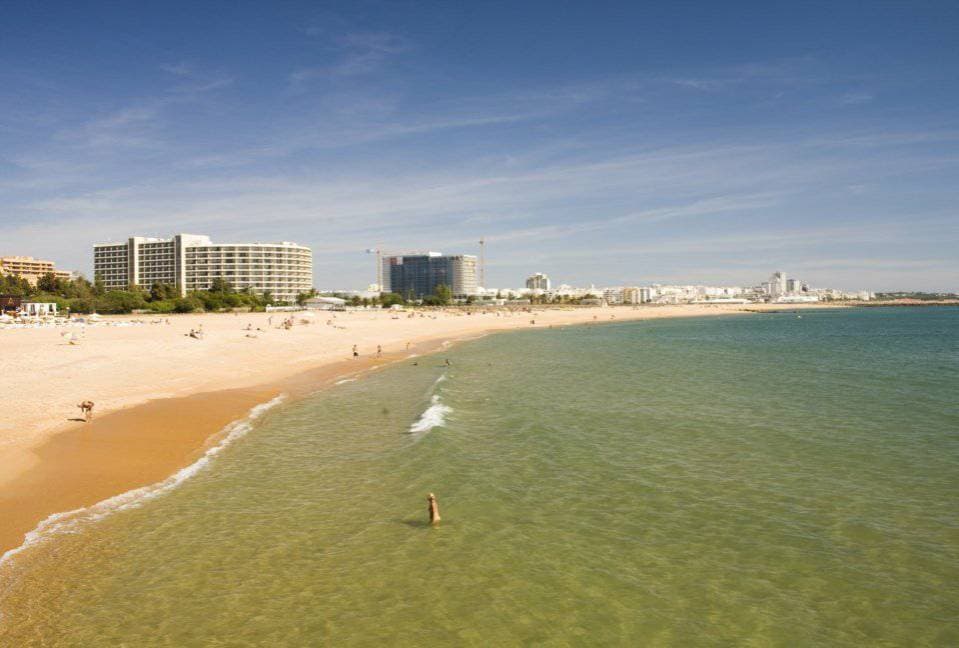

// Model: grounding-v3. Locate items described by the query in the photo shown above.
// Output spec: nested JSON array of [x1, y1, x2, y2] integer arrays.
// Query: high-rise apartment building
[[621, 286, 651, 304], [93, 234, 313, 303], [381, 252, 478, 299], [768, 271, 788, 298], [0, 256, 73, 285], [525, 273, 551, 291], [786, 278, 806, 293]]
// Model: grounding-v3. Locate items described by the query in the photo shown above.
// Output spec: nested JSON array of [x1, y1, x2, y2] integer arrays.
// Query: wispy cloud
[[160, 62, 192, 76], [839, 91, 874, 105], [290, 31, 412, 88]]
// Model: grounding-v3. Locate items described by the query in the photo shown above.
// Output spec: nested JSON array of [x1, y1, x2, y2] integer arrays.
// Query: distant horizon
[[2, 2, 957, 291], [0, 241, 954, 295]]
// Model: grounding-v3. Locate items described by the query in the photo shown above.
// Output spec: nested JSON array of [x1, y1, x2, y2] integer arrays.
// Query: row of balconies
[[186, 256, 313, 263], [186, 251, 310, 256]]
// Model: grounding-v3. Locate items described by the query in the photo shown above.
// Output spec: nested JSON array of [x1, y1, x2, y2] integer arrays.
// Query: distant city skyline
[[1, 2, 957, 291]]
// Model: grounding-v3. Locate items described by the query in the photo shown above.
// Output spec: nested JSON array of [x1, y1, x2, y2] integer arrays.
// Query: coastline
[[0, 303, 844, 558]]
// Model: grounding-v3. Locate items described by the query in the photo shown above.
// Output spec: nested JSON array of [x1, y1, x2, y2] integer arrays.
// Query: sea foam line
[[334, 378, 357, 385], [0, 394, 286, 570], [409, 394, 452, 438]]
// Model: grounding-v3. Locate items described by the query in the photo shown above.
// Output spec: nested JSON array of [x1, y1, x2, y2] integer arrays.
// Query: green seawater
[[2, 307, 958, 646]]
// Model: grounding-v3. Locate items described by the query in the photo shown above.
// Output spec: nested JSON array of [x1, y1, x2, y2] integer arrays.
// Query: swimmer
[[427, 493, 441, 524]]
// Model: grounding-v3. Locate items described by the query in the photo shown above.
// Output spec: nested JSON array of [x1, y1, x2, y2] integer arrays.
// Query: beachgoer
[[427, 493, 441, 524], [445, 358, 451, 367], [377, 345, 382, 357], [78, 400, 94, 421], [352, 344, 359, 359]]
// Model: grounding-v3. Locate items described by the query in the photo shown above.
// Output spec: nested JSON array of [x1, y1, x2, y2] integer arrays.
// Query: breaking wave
[[409, 394, 452, 438]]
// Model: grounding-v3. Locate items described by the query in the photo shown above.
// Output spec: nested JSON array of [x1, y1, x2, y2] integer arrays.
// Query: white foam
[[334, 378, 357, 385], [0, 394, 286, 571], [409, 394, 452, 438]]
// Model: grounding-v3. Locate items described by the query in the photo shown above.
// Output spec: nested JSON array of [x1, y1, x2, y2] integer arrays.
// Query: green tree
[[95, 290, 148, 314], [296, 288, 318, 306], [209, 277, 233, 294], [380, 292, 405, 308], [174, 296, 203, 313], [150, 282, 178, 301], [36, 272, 60, 293], [0, 273, 31, 297], [433, 283, 452, 305]]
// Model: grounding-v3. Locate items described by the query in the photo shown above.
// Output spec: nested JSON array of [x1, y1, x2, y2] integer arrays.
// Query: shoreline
[[0, 303, 846, 557], [0, 336, 455, 560]]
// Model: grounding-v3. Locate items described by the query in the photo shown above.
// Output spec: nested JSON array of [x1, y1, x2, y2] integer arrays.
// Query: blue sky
[[1, 1, 957, 291]]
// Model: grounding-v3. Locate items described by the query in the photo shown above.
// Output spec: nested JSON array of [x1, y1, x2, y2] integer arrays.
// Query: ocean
[[1, 307, 957, 646]]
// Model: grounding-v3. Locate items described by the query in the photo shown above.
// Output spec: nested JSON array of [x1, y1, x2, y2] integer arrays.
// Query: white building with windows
[[525, 273, 551, 291], [93, 234, 313, 303]]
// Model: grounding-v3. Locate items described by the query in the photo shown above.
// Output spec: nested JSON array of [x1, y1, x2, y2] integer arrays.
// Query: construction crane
[[478, 236, 486, 289]]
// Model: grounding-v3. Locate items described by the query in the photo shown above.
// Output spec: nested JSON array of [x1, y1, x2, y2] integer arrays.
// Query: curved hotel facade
[[94, 234, 312, 303]]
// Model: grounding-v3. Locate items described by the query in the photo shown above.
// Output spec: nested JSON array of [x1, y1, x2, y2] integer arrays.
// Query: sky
[[1, 1, 957, 292]]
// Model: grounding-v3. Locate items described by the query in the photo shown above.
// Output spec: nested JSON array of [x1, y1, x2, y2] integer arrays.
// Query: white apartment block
[[93, 234, 313, 303], [603, 287, 625, 304], [621, 286, 652, 304], [450, 255, 479, 297]]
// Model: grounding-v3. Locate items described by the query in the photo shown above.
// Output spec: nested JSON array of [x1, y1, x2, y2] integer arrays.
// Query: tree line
[[0, 273, 275, 314]]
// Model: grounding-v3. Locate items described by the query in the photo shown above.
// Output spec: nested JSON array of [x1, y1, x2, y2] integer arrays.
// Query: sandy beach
[[0, 303, 842, 556]]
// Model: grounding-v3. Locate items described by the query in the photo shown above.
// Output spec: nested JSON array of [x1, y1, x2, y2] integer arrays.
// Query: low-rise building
[[0, 256, 73, 285], [304, 296, 346, 310]]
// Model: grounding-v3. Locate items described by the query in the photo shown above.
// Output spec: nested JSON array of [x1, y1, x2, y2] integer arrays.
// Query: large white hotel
[[93, 234, 313, 303]]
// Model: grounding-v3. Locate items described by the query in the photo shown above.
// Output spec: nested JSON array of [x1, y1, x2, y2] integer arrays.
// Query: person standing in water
[[427, 493, 441, 525]]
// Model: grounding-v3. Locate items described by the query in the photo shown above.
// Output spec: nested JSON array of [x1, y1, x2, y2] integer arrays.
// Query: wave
[[409, 394, 452, 438], [0, 394, 286, 571], [334, 378, 357, 385]]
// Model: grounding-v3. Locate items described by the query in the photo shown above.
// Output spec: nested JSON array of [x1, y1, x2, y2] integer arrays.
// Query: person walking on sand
[[427, 493, 441, 525], [352, 344, 359, 359], [377, 344, 382, 357], [77, 400, 94, 421]]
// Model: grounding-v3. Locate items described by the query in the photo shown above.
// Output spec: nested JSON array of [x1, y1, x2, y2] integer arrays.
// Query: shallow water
[[2, 308, 958, 646]]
